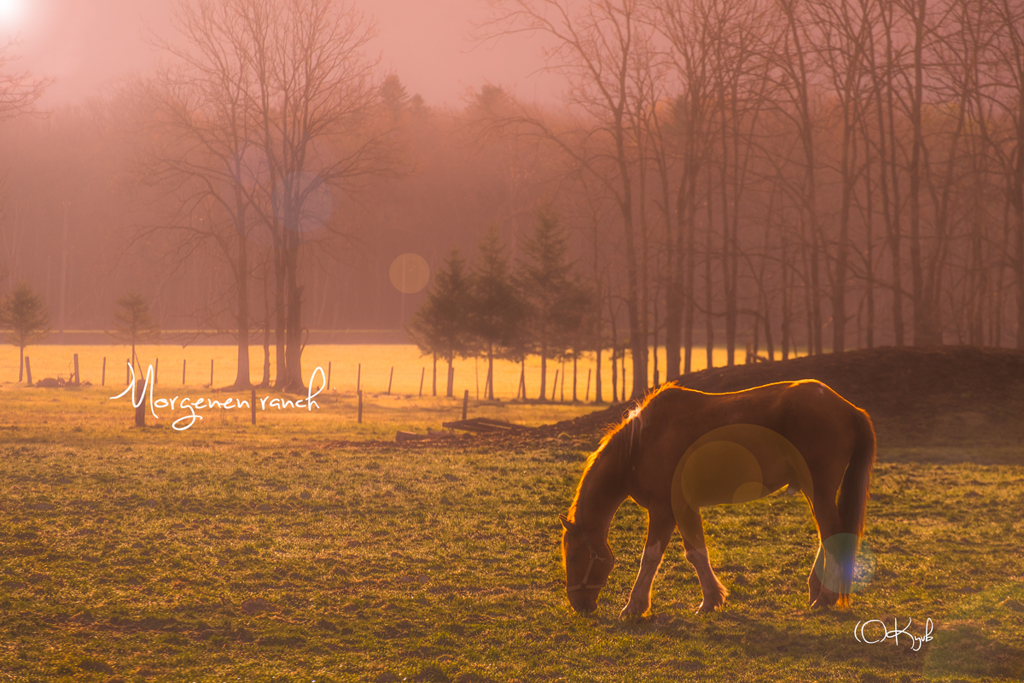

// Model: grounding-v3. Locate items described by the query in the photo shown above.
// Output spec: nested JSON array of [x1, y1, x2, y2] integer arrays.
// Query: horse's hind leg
[[807, 493, 843, 609], [678, 505, 728, 614], [620, 507, 675, 618], [808, 545, 825, 605]]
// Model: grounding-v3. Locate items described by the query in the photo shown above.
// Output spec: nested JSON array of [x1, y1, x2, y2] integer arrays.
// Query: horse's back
[[630, 381, 867, 509], [647, 379, 860, 430]]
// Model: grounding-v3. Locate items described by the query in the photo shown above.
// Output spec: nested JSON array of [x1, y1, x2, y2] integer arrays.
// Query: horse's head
[[559, 513, 614, 613]]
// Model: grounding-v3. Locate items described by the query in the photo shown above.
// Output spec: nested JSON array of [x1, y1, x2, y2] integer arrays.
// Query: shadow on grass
[[577, 605, 1022, 681], [923, 622, 1024, 681]]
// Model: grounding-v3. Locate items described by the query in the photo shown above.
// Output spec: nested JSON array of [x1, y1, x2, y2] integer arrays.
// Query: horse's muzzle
[[568, 594, 599, 613]]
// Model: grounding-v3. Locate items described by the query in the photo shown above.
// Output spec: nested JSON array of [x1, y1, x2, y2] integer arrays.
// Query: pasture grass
[[1, 384, 1022, 682]]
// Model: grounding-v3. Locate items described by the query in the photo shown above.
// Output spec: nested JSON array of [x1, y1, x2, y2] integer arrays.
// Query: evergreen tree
[[517, 206, 578, 401], [381, 74, 410, 122], [114, 292, 161, 374], [0, 283, 50, 383], [113, 292, 160, 427], [471, 226, 528, 400], [409, 250, 476, 398]]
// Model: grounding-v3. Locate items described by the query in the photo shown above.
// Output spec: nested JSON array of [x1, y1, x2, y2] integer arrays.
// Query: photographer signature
[[855, 618, 934, 651]]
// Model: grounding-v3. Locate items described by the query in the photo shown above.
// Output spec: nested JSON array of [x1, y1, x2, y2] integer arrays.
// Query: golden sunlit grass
[[0, 382, 602, 443], [0, 343, 624, 437], [2, 348, 1017, 682], [0, 342, 786, 400]]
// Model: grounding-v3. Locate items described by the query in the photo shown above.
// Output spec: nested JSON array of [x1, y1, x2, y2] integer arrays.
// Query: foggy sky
[[3, 0, 560, 108]]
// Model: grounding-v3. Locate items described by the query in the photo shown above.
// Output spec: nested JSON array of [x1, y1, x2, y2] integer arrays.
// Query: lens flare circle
[[671, 424, 815, 522], [389, 253, 430, 294], [814, 533, 875, 594]]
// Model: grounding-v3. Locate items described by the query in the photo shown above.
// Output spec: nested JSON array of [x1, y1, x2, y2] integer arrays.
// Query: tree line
[[1, 0, 1022, 399], [409, 207, 598, 401], [479, 0, 1024, 398], [1, 282, 160, 391]]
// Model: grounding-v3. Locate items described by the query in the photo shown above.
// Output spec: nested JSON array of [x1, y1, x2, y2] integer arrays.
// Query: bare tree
[[0, 41, 48, 119], [896, 0, 954, 346], [0, 41, 48, 291], [806, 0, 876, 352], [247, 0, 392, 392], [485, 0, 657, 399], [991, 0, 1024, 348], [138, 0, 267, 389], [767, 0, 827, 355], [657, 0, 714, 376], [865, 0, 908, 347], [141, 0, 393, 392]]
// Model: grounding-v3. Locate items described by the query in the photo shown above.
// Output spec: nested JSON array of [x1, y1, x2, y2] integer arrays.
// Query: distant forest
[[1, 0, 1023, 398]]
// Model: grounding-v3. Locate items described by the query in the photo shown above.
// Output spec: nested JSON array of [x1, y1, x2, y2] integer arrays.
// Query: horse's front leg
[[678, 504, 728, 614], [620, 508, 675, 619]]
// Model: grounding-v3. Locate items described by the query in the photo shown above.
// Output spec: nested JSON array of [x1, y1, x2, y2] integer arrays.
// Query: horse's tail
[[835, 406, 877, 605]]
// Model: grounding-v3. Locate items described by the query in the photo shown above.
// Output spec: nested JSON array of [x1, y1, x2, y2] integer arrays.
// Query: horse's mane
[[566, 383, 680, 522]]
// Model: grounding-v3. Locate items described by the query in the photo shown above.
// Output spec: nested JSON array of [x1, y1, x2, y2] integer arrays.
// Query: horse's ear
[[558, 514, 575, 532]]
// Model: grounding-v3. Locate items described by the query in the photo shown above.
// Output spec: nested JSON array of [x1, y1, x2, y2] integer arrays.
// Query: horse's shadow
[[585, 605, 918, 670]]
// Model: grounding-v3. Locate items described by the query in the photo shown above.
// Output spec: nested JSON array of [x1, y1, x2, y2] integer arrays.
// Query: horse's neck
[[573, 443, 628, 535]]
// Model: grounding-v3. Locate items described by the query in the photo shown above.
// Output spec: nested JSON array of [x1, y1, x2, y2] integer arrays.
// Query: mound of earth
[[537, 346, 1024, 449]]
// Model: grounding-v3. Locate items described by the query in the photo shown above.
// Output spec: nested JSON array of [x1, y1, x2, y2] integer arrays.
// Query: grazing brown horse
[[560, 380, 875, 616]]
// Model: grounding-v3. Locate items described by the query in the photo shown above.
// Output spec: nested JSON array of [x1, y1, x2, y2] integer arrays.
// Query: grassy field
[[1, 378, 1023, 681]]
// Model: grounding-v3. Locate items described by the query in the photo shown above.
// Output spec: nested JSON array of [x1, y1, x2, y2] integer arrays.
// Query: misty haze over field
[[1, 0, 1023, 399]]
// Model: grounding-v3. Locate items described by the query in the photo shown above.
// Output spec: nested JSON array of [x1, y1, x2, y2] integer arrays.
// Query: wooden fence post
[[585, 368, 592, 402], [209, 359, 214, 388], [182, 359, 186, 385], [135, 379, 145, 427], [155, 358, 159, 386], [327, 362, 332, 391], [387, 367, 394, 395], [419, 367, 425, 397], [462, 389, 469, 421], [25, 357, 32, 385], [357, 390, 363, 424], [73, 353, 80, 384], [101, 357, 106, 386]]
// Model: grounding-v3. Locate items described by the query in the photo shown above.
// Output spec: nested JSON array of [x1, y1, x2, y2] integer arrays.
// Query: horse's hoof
[[696, 601, 722, 614], [810, 588, 839, 610], [810, 596, 837, 610], [619, 604, 649, 620]]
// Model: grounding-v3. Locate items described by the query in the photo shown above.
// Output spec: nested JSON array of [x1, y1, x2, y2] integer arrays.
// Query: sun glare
[[0, 0, 23, 24]]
